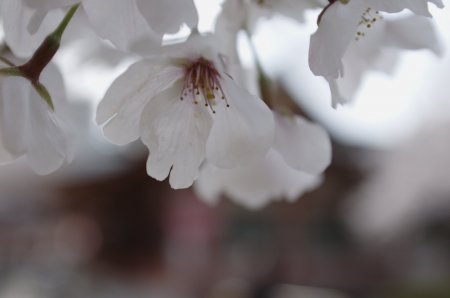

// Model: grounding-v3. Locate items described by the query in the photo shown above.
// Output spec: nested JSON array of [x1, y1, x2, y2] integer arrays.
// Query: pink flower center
[[180, 58, 230, 114]]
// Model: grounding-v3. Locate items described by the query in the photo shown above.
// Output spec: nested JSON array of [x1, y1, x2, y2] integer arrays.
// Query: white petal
[[195, 150, 322, 210], [25, 0, 77, 34], [0, 141, 14, 164], [136, 0, 198, 35], [206, 75, 274, 168], [308, 0, 365, 78], [214, 0, 245, 65], [1, 0, 62, 58], [372, 0, 444, 17], [0, 77, 71, 174], [273, 113, 331, 175], [0, 96, 15, 164], [26, 91, 71, 174], [382, 15, 443, 55], [327, 78, 350, 107], [27, 9, 47, 34], [97, 59, 184, 145], [328, 15, 442, 106], [0, 77, 29, 157], [326, 38, 380, 106], [309, 0, 443, 79], [140, 82, 213, 189], [82, 0, 161, 51]]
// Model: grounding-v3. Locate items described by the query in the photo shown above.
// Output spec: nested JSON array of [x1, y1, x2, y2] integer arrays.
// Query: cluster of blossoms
[[0, 0, 443, 208]]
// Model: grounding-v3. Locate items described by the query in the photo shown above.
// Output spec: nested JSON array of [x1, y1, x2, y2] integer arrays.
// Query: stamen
[[179, 57, 231, 113], [355, 8, 382, 41]]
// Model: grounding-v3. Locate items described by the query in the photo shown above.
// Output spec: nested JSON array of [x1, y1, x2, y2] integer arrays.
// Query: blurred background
[[0, 1, 449, 297]]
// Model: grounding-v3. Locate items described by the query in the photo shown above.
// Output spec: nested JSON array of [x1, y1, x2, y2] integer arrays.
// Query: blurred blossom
[[195, 149, 321, 209], [194, 107, 332, 209], [345, 120, 450, 240]]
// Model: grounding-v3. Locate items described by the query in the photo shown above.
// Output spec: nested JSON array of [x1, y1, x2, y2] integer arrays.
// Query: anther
[[180, 57, 231, 113]]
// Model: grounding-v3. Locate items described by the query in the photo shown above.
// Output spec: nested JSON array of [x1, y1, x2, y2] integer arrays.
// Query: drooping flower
[[97, 35, 275, 189], [0, 3, 78, 174], [195, 112, 331, 209], [328, 15, 443, 107], [1, 0, 199, 56], [309, 0, 444, 80]]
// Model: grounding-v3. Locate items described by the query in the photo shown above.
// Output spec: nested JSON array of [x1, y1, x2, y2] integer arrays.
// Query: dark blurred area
[[1, 138, 449, 298]]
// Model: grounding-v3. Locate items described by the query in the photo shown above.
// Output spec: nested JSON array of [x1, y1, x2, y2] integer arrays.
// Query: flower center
[[180, 57, 230, 114], [355, 8, 382, 41]]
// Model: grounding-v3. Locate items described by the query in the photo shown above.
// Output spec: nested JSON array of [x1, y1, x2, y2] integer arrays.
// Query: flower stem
[[51, 3, 80, 41], [19, 3, 80, 83], [0, 56, 14, 67]]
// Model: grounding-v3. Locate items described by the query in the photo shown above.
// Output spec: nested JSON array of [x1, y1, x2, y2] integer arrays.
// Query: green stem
[[51, 3, 81, 41], [0, 56, 14, 67], [19, 3, 80, 82], [17, 3, 80, 110]]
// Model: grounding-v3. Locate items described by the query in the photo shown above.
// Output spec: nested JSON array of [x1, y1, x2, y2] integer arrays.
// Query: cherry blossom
[[309, 0, 444, 80], [0, 0, 446, 204], [97, 35, 275, 189], [328, 15, 442, 107]]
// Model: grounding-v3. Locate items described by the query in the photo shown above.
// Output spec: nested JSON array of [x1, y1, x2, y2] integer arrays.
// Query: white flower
[[1, 0, 199, 56], [309, 0, 444, 79], [0, 62, 74, 174], [96, 36, 275, 189], [195, 150, 322, 209], [194, 112, 332, 209], [328, 15, 442, 107]]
